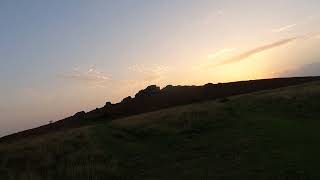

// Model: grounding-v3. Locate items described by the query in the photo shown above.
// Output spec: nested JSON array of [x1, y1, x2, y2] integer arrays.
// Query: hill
[[1, 79, 320, 179], [1, 76, 320, 142]]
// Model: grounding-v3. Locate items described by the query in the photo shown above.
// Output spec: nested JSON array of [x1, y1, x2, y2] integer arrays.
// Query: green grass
[[1, 81, 320, 179]]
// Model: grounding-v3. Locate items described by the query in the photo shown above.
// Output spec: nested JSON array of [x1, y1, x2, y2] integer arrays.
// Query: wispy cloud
[[128, 64, 170, 83], [62, 66, 110, 86], [272, 24, 297, 33], [301, 32, 320, 40], [207, 48, 235, 59], [200, 10, 223, 25], [209, 37, 298, 68], [279, 62, 320, 77]]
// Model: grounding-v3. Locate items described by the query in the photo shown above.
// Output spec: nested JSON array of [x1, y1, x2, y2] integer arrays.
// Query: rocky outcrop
[[135, 85, 161, 98], [121, 96, 132, 103], [162, 85, 174, 91], [2, 76, 320, 143], [73, 111, 86, 119], [104, 102, 112, 108]]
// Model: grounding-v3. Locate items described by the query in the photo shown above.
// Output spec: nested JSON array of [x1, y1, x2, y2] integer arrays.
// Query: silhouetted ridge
[[1, 76, 320, 142], [135, 85, 161, 98]]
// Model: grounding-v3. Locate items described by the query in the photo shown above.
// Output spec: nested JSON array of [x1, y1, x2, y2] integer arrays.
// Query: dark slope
[[1, 80, 320, 179], [1, 76, 320, 142]]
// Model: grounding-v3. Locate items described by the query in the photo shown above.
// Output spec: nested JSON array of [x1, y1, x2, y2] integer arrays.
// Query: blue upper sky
[[1, 0, 320, 136]]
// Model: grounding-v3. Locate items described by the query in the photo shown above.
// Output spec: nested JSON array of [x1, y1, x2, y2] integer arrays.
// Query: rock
[[135, 85, 161, 98], [204, 83, 213, 87], [104, 102, 112, 108], [121, 96, 132, 103], [162, 85, 174, 91], [73, 111, 86, 119]]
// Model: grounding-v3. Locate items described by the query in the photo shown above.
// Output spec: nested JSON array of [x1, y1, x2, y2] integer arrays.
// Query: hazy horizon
[[1, 0, 320, 136]]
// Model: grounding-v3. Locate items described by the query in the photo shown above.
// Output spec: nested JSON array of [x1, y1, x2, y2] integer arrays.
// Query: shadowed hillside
[[1, 76, 320, 142], [1, 80, 320, 179]]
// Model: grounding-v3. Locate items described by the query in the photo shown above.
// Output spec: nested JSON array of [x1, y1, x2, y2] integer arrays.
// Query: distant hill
[[1, 78, 320, 179], [1, 76, 320, 143]]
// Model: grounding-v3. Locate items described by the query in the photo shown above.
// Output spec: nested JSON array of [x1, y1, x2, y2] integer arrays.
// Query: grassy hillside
[[1, 81, 320, 179]]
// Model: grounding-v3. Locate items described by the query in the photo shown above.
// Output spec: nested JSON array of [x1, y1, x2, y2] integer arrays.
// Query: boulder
[[135, 85, 161, 98], [121, 96, 132, 103], [104, 102, 112, 108], [162, 85, 174, 91], [73, 111, 86, 119]]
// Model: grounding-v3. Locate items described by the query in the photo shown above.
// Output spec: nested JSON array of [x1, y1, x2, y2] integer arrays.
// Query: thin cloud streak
[[210, 37, 298, 68], [128, 64, 170, 83], [208, 48, 235, 59], [62, 67, 110, 86], [272, 24, 297, 32], [201, 10, 224, 25]]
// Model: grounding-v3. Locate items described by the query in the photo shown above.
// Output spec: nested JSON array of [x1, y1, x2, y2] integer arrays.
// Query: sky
[[1, 0, 320, 136]]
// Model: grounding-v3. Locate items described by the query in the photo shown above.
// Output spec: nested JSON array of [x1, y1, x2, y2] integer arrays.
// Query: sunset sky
[[1, 0, 320, 136]]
